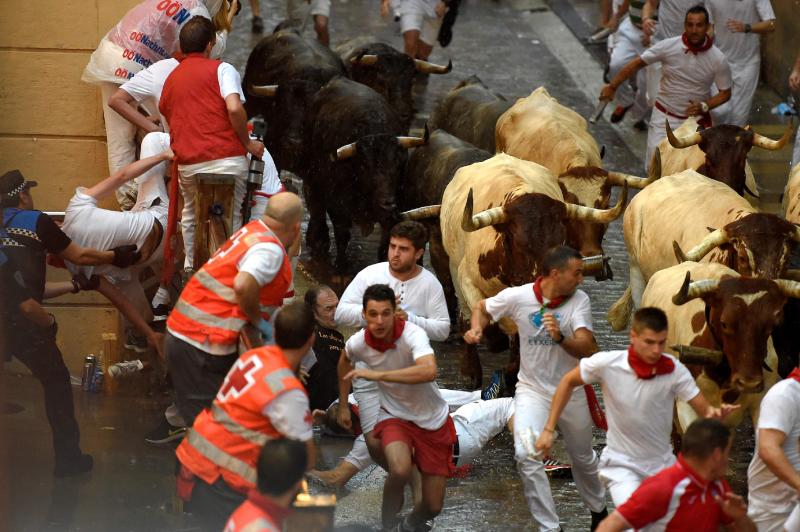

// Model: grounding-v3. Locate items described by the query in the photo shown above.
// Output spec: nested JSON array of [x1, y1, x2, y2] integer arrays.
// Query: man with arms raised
[[537, 307, 738, 508], [337, 284, 453, 532], [465, 245, 607, 532]]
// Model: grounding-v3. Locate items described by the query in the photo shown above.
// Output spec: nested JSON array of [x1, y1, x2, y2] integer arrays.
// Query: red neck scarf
[[682, 33, 713, 55], [533, 277, 569, 310], [628, 345, 675, 379], [364, 318, 405, 352], [246, 489, 292, 525], [789, 368, 800, 384]]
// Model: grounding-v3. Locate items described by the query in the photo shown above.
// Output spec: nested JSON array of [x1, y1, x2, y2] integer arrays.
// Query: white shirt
[[263, 389, 313, 441], [120, 58, 179, 131], [238, 243, 284, 287], [747, 378, 800, 516], [707, 0, 774, 66], [345, 322, 449, 430], [62, 187, 166, 280], [335, 262, 450, 342], [484, 285, 592, 394], [580, 350, 700, 466], [641, 35, 732, 116]]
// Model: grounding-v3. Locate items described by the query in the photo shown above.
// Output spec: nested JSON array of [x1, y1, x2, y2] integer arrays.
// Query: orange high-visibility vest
[[223, 491, 290, 532], [167, 220, 292, 349], [177, 345, 307, 493]]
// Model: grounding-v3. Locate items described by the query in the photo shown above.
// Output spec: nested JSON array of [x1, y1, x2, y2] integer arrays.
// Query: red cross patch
[[217, 356, 263, 401]]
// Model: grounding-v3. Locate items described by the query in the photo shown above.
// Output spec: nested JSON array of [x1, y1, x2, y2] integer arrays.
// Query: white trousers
[[453, 397, 514, 466], [609, 18, 648, 121], [646, 106, 688, 173], [711, 60, 759, 127], [513, 385, 606, 532], [645, 61, 662, 109]]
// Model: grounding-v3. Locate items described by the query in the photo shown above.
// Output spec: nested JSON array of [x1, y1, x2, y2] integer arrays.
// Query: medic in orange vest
[[164, 192, 303, 427], [223, 438, 309, 532], [177, 301, 317, 529]]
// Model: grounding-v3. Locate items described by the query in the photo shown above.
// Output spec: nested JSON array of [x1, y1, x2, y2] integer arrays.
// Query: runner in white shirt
[[336, 284, 453, 532], [707, 0, 776, 126], [380, 0, 445, 61], [601, 5, 732, 170], [536, 307, 737, 509], [606, 0, 649, 127], [465, 246, 607, 532], [310, 387, 510, 488], [747, 367, 800, 531]]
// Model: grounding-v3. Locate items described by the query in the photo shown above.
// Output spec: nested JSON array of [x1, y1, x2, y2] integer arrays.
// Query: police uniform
[[177, 344, 311, 529], [1, 203, 87, 473], [165, 219, 293, 425]]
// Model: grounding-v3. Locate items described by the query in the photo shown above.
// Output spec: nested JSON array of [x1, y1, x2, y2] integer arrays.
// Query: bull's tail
[[607, 286, 632, 331]]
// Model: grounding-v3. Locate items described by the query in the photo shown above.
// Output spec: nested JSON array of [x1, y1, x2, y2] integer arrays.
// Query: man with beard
[[599, 5, 731, 170]]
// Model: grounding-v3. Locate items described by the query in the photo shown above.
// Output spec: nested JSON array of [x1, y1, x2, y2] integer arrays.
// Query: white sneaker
[[108, 360, 144, 378]]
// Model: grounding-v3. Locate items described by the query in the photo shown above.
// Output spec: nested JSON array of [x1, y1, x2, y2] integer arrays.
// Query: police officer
[[1, 170, 141, 477]]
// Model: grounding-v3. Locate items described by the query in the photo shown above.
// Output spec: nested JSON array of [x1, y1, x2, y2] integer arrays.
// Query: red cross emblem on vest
[[217, 356, 263, 401]]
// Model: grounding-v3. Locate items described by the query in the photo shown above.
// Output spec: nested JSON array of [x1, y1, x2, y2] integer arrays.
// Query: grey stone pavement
[[4, 0, 794, 530]]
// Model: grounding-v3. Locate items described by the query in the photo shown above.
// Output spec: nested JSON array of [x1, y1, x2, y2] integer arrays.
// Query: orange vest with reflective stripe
[[167, 220, 292, 348], [223, 491, 289, 532], [177, 345, 307, 493]]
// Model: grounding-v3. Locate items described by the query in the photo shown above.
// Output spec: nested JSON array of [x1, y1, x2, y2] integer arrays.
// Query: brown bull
[[641, 262, 800, 430]]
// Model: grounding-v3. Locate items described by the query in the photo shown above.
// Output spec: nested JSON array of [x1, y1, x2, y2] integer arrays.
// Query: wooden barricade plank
[[193, 173, 236, 267]]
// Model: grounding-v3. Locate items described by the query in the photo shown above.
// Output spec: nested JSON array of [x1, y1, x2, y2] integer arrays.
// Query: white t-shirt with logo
[[484, 285, 592, 394], [641, 35, 732, 117], [747, 378, 800, 518], [580, 350, 699, 470], [344, 322, 449, 430]]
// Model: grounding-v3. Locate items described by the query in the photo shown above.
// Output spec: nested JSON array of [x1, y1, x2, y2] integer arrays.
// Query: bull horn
[[334, 142, 357, 160], [414, 58, 452, 74], [670, 344, 724, 366], [678, 228, 729, 262], [249, 84, 278, 97], [672, 272, 721, 305], [666, 120, 702, 149], [752, 118, 793, 151], [400, 205, 441, 220], [397, 125, 429, 149], [607, 149, 662, 189], [351, 54, 379, 66], [564, 182, 628, 224], [461, 188, 507, 232], [774, 279, 800, 299]]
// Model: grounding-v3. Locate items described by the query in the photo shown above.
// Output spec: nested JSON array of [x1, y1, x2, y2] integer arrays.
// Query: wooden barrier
[[193, 173, 236, 267]]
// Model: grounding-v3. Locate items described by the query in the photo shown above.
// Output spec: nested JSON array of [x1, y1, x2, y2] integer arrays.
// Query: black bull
[[303, 77, 426, 269], [242, 29, 345, 176]]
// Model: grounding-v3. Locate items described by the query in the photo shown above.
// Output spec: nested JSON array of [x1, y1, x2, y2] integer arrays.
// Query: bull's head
[[461, 184, 627, 286], [666, 120, 792, 195], [332, 130, 428, 224], [248, 81, 324, 173], [673, 213, 800, 278], [672, 273, 800, 393], [558, 150, 660, 260]]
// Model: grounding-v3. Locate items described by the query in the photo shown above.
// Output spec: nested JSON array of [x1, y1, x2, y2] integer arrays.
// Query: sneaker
[[590, 507, 608, 531], [481, 369, 502, 400], [54, 453, 93, 478], [152, 303, 169, 322], [124, 330, 149, 353], [610, 105, 632, 124], [633, 119, 648, 131], [144, 419, 187, 445], [543, 456, 572, 478], [108, 359, 144, 379], [251, 15, 264, 33]]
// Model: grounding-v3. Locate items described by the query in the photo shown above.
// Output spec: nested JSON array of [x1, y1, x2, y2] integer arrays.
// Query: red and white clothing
[[616, 454, 734, 531], [640, 35, 732, 168], [345, 322, 448, 430], [484, 284, 605, 532], [159, 54, 251, 269], [706, 0, 775, 126], [747, 376, 800, 530], [224, 490, 291, 532], [580, 349, 700, 505]]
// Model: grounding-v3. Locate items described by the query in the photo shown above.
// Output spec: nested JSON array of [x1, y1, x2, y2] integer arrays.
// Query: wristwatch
[[700, 101, 710, 113], [744, 23, 752, 33], [555, 332, 565, 344]]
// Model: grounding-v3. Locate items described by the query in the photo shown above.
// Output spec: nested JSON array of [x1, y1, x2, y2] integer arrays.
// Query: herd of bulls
[[241, 27, 800, 431]]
